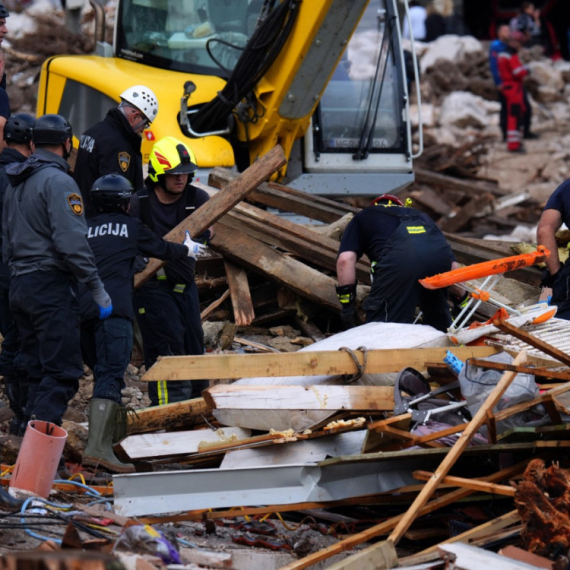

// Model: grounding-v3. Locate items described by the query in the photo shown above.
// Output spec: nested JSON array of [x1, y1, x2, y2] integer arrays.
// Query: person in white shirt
[[403, 1, 427, 41]]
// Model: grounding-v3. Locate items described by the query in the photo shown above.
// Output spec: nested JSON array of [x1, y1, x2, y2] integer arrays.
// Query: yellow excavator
[[36, 0, 422, 197]]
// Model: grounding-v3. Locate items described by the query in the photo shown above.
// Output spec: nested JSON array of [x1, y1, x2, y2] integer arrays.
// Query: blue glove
[[99, 303, 113, 320], [92, 285, 113, 320]]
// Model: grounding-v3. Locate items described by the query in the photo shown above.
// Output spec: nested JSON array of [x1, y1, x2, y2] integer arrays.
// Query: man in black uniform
[[336, 194, 454, 332], [73, 85, 158, 217], [2, 114, 113, 426], [0, 113, 34, 435], [80, 174, 201, 472], [130, 136, 212, 406]]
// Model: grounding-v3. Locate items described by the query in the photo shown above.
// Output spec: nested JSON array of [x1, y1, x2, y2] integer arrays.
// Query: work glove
[[450, 291, 470, 312], [92, 285, 113, 320], [133, 255, 149, 273], [184, 230, 208, 259], [336, 283, 357, 330], [541, 269, 560, 288]]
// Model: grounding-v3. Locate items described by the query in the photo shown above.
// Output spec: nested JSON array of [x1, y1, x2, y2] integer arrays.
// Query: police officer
[[129, 136, 212, 406], [0, 113, 34, 435], [73, 85, 158, 217], [80, 174, 201, 472], [336, 194, 454, 332], [2, 114, 113, 426]]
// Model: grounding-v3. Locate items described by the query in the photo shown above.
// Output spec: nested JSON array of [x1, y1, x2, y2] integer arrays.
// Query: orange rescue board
[[419, 246, 550, 290]]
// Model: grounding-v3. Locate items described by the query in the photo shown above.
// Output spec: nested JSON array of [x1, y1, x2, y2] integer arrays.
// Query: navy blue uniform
[[339, 204, 454, 332], [129, 182, 210, 406], [80, 212, 188, 403], [73, 109, 143, 218], [543, 180, 570, 319], [0, 147, 26, 380]]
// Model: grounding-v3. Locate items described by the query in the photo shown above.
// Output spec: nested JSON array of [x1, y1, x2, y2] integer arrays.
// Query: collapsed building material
[[119, 427, 251, 460], [203, 384, 394, 411], [134, 144, 287, 287], [223, 260, 255, 326], [436, 543, 539, 570], [142, 345, 500, 382], [113, 452, 443, 517]]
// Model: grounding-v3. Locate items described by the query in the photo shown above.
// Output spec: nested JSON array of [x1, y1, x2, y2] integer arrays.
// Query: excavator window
[[116, 0, 263, 75]]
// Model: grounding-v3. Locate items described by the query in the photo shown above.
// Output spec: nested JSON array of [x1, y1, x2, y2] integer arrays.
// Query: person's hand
[[336, 283, 357, 330], [92, 286, 113, 320], [541, 268, 560, 288], [184, 230, 208, 259], [133, 255, 149, 273]]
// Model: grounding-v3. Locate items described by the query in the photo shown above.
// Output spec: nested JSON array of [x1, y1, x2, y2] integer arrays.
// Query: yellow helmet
[[148, 136, 198, 183]]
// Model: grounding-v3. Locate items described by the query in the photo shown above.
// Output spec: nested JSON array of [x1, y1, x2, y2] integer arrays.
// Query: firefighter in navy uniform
[[80, 174, 203, 472], [0, 113, 34, 435], [129, 136, 213, 406], [73, 85, 158, 217], [2, 114, 113, 426], [336, 194, 455, 332]]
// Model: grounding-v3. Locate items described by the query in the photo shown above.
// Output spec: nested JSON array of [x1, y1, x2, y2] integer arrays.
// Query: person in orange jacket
[[497, 31, 529, 153]]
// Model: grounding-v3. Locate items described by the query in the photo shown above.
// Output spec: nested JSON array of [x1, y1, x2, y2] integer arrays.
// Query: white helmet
[[120, 85, 158, 123]]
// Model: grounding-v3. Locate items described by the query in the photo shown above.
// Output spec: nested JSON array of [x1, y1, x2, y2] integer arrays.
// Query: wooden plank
[[196, 182, 371, 283], [224, 261, 255, 326], [208, 167, 358, 223], [142, 346, 499, 381], [211, 222, 341, 310], [278, 461, 527, 570], [438, 193, 495, 233], [200, 289, 230, 321], [468, 359, 570, 382], [126, 397, 210, 435], [415, 168, 507, 197], [134, 145, 286, 287], [203, 385, 394, 411], [120, 427, 251, 459], [387, 350, 527, 545], [412, 470, 516, 496], [494, 318, 570, 367], [400, 510, 521, 566]]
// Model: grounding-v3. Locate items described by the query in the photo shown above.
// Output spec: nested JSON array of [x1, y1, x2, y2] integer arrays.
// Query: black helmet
[[4, 113, 34, 144], [90, 174, 133, 212], [32, 114, 73, 145], [0, 4, 9, 18]]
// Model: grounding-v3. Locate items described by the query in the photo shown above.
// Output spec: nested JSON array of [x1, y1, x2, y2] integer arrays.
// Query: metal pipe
[[89, 0, 106, 45]]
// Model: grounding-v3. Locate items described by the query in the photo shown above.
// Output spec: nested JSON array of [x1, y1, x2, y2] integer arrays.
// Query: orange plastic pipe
[[419, 246, 550, 290]]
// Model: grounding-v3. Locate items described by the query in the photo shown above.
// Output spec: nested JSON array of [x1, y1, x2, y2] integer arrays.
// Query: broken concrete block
[[420, 34, 483, 73], [439, 91, 490, 129]]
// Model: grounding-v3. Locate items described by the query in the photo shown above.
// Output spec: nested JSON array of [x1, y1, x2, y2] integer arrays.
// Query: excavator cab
[[38, 0, 418, 197]]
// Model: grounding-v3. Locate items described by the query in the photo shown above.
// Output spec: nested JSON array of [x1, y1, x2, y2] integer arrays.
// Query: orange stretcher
[[419, 246, 550, 290]]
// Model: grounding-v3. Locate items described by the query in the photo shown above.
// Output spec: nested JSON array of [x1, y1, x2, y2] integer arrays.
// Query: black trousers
[[0, 270, 20, 379], [134, 280, 208, 406], [10, 271, 82, 425]]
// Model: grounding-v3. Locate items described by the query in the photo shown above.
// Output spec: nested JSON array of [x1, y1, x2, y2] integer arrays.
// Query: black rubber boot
[[4, 377, 28, 436], [83, 399, 135, 474]]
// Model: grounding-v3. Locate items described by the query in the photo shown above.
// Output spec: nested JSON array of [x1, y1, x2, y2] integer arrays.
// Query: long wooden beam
[[412, 470, 516, 497], [142, 346, 499, 381], [203, 384, 394, 411], [134, 145, 286, 287]]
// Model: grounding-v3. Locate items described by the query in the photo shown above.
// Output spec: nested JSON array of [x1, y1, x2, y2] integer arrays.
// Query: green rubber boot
[[83, 399, 135, 474]]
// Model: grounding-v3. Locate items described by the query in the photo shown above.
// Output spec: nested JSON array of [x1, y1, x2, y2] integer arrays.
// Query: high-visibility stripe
[[406, 226, 426, 234], [158, 381, 168, 405], [513, 66, 526, 75], [173, 283, 186, 293], [139, 308, 146, 314]]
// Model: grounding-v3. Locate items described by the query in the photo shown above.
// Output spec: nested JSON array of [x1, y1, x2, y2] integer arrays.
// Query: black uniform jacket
[[73, 108, 143, 217], [79, 212, 188, 323]]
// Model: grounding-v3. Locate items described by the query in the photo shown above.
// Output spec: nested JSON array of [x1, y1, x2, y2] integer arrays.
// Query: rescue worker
[[0, 3, 9, 86], [80, 174, 203, 472], [129, 137, 213, 406], [497, 31, 529, 153], [73, 85, 158, 217], [0, 113, 34, 435], [489, 25, 511, 142], [336, 194, 455, 332], [537, 179, 570, 320], [2, 114, 113, 426]]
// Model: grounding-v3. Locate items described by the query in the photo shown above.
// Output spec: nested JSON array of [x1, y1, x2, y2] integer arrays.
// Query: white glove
[[184, 230, 207, 259]]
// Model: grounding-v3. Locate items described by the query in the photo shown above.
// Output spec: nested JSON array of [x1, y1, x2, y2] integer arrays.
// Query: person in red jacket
[[497, 31, 529, 153]]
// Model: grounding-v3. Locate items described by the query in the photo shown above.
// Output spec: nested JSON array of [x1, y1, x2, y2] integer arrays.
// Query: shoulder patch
[[67, 193, 84, 216], [118, 152, 131, 172]]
